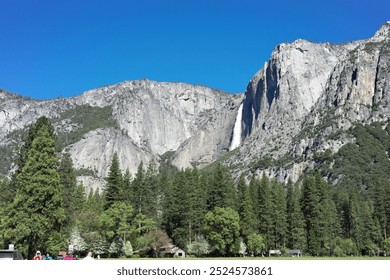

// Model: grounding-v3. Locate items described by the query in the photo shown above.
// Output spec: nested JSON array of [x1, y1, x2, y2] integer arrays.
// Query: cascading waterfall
[[229, 103, 243, 151]]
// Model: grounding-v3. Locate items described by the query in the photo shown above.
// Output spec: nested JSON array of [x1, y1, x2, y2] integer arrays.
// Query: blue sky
[[0, 0, 388, 99]]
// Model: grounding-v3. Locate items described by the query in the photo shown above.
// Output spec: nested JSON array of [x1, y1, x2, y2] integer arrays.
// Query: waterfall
[[229, 103, 243, 151]]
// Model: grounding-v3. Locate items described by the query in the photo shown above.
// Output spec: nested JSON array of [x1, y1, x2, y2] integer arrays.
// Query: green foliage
[[332, 238, 357, 257], [59, 151, 85, 232], [54, 105, 118, 150], [270, 181, 287, 249], [0, 144, 16, 175], [286, 180, 306, 250], [206, 162, 236, 211], [238, 175, 257, 240], [123, 240, 133, 257], [204, 207, 241, 256], [158, 151, 178, 175], [0, 177, 12, 208], [330, 122, 390, 241], [163, 168, 206, 249], [4, 118, 65, 258], [384, 238, 390, 254], [256, 176, 273, 249], [247, 233, 265, 256], [251, 156, 274, 171], [104, 153, 123, 209], [301, 174, 322, 255], [187, 235, 210, 257], [2, 116, 389, 259], [98, 201, 133, 243]]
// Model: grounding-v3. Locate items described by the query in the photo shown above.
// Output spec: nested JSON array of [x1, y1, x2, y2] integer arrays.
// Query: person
[[64, 252, 75, 260], [32, 251, 42, 260], [83, 251, 94, 260], [45, 253, 53, 260]]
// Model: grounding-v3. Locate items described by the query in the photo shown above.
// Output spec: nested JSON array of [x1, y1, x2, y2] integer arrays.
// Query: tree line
[[0, 117, 390, 258]]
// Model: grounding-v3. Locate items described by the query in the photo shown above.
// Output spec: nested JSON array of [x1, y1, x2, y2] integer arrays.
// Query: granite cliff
[[1, 23, 389, 190], [0, 80, 242, 191], [227, 22, 390, 182]]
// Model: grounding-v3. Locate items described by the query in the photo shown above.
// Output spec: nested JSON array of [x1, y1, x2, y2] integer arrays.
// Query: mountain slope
[[0, 80, 242, 191], [228, 22, 390, 182]]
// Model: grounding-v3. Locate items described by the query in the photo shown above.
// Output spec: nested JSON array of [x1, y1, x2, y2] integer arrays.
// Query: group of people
[[32, 251, 53, 260], [32, 250, 95, 260]]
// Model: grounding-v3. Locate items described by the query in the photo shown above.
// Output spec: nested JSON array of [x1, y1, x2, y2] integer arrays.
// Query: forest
[[0, 116, 390, 259]]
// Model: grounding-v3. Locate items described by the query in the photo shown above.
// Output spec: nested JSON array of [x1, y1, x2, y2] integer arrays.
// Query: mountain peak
[[373, 22, 390, 39]]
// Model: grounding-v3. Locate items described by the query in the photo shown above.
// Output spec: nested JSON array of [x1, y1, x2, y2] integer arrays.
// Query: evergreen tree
[[286, 180, 306, 250], [99, 201, 133, 248], [58, 150, 79, 230], [188, 168, 207, 240], [16, 116, 56, 171], [236, 174, 247, 206], [249, 175, 259, 229], [257, 175, 273, 249], [317, 179, 340, 255], [122, 169, 133, 204], [78, 189, 104, 248], [163, 169, 190, 248], [207, 162, 236, 211], [8, 117, 56, 208], [143, 161, 159, 219], [238, 176, 257, 241], [301, 175, 321, 255], [360, 202, 382, 255], [270, 180, 287, 249], [105, 152, 123, 209], [0, 177, 12, 208], [132, 162, 145, 214], [6, 122, 65, 258]]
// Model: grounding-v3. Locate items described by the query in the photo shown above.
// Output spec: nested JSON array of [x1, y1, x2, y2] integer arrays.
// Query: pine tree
[[0, 177, 12, 208], [286, 180, 306, 251], [317, 180, 340, 255], [122, 169, 133, 204], [257, 175, 273, 249], [7, 121, 65, 258], [249, 175, 259, 229], [165, 169, 190, 248], [270, 181, 287, 249], [132, 162, 145, 214], [187, 168, 207, 242], [105, 152, 123, 209], [207, 162, 236, 211], [237, 175, 257, 240], [236, 174, 247, 206], [301, 174, 321, 255], [143, 161, 159, 219], [58, 150, 79, 230]]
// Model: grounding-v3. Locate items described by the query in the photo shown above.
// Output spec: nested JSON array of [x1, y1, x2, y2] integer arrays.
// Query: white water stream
[[229, 103, 243, 151]]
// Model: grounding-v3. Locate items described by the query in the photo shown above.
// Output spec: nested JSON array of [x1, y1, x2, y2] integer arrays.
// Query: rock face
[[0, 80, 242, 191], [1, 23, 389, 188], [228, 22, 390, 182]]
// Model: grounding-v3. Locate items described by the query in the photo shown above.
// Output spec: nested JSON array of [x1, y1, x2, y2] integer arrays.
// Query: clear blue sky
[[0, 0, 388, 99]]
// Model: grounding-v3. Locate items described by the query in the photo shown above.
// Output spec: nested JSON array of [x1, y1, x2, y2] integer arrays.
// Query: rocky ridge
[[0, 80, 242, 192], [229, 22, 390, 182]]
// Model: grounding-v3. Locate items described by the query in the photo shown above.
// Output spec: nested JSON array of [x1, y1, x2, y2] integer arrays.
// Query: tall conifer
[[8, 121, 65, 258]]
